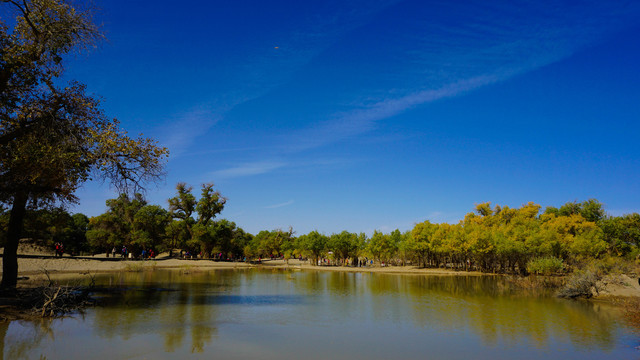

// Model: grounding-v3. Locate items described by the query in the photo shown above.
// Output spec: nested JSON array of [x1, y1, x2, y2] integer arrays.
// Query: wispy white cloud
[[153, 2, 401, 161], [210, 161, 287, 179], [156, 104, 223, 159], [204, 157, 355, 181], [286, 74, 500, 152], [265, 200, 295, 209], [275, 1, 640, 154]]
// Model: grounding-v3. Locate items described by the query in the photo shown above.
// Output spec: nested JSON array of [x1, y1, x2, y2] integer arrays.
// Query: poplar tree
[[0, 1, 168, 288]]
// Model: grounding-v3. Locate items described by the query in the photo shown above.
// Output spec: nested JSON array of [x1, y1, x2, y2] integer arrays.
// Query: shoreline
[[2, 254, 639, 298], [6, 255, 489, 277]]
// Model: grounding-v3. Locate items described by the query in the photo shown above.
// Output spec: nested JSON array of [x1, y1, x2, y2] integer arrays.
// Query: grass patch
[[526, 257, 565, 275], [123, 261, 157, 272]]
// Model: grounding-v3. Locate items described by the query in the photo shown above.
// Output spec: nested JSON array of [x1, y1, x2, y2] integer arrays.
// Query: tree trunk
[[1, 192, 28, 290]]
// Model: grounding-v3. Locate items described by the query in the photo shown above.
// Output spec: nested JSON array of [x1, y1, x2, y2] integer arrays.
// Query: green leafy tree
[[368, 230, 398, 265], [86, 213, 119, 254], [409, 221, 438, 267], [67, 213, 89, 254], [168, 183, 225, 257], [86, 194, 147, 254], [191, 222, 215, 257], [546, 199, 606, 223], [278, 227, 295, 263], [540, 213, 606, 260], [328, 231, 361, 265], [18, 208, 88, 254], [229, 226, 252, 260], [211, 219, 237, 258], [296, 230, 328, 265], [250, 228, 292, 259], [132, 205, 170, 252], [600, 213, 640, 256], [167, 183, 197, 240], [0, 0, 168, 289], [249, 230, 270, 259], [196, 184, 226, 225], [165, 219, 189, 257]]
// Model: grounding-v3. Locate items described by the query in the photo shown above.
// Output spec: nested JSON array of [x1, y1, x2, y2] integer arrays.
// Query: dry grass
[[621, 297, 640, 331], [506, 275, 564, 290], [123, 261, 157, 272]]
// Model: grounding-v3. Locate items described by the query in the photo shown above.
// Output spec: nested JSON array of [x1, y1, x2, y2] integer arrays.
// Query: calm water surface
[[1, 269, 638, 359]]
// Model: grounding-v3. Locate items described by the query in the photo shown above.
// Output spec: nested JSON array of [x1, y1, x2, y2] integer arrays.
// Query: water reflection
[[0, 319, 53, 360], [1, 269, 635, 359], [291, 271, 624, 350]]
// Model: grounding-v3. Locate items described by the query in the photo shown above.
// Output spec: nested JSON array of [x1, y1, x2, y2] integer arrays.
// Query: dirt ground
[[2, 243, 639, 297]]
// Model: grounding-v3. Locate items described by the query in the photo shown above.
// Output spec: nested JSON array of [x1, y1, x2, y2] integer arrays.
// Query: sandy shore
[[4, 255, 486, 277], [2, 250, 639, 298]]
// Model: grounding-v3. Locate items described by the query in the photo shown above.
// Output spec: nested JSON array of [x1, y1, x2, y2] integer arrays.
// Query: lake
[[1, 268, 638, 359]]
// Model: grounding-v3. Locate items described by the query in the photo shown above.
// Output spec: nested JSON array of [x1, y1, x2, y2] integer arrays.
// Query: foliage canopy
[[0, 0, 168, 288]]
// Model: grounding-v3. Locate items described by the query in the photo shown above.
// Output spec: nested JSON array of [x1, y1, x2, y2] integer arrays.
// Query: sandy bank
[[5, 255, 483, 277], [2, 251, 639, 298]]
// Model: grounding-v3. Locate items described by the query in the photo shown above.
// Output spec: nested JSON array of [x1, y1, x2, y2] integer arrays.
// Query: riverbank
[[5, 255, 485, 278], [2, 241, 639, 298], [2, 254, 638, 298], [1, 252, 640, 324]]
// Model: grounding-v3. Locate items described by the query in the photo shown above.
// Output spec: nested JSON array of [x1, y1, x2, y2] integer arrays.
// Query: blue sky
[[60, 0, 640, 235]]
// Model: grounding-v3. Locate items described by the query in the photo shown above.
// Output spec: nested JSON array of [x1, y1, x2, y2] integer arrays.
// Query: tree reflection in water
[[291, 270, 624, 350], [0, 269, 634, 359], [0, 319, 53, 360]]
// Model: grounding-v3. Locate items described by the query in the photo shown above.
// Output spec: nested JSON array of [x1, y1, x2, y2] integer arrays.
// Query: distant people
[[112, 247, 117, 258], [54, 242, 64, 257]]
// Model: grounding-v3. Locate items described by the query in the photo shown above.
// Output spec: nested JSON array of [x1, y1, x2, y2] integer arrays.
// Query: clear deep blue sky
[[62, 0, 640, 235]]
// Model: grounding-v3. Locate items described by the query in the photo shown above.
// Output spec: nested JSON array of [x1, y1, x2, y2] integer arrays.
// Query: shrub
[[581, 256, 636, 277], [526, 257, 565, 275], [557, 269, 601, 298]]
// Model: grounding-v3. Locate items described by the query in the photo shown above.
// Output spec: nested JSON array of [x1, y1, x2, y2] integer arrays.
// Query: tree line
[[4, 195, 639, 275]]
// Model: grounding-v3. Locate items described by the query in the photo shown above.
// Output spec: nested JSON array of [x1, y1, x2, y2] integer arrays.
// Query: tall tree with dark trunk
[[0, 1, 168, 289]]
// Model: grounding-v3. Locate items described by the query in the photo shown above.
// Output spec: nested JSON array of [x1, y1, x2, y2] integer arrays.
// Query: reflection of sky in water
[[1, 269, 638, 359]]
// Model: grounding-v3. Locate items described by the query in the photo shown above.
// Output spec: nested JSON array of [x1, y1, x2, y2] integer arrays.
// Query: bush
[[557, 269, 601, 298], [582, 256, 636, 276], [526, 257, 565, 275]]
